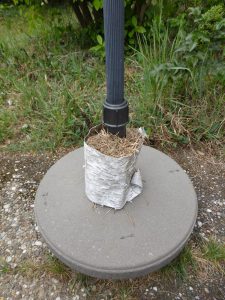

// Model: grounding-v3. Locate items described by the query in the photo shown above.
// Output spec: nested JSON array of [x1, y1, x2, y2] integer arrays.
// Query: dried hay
[[87, 128, 143, 158]]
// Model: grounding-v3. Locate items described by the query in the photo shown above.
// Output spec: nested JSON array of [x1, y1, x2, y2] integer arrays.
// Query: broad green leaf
[[97, 35, 103, 45], [136, 26, 146, 33], [93, 0, 102, 11], [131, 16, 137, 28]]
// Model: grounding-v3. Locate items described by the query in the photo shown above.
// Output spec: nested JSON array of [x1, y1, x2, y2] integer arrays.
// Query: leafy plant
[[90, 34, 105, 58]]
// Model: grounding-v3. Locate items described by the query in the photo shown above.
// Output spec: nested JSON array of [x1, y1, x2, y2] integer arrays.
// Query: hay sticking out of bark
[[87, 128, 143, 158]]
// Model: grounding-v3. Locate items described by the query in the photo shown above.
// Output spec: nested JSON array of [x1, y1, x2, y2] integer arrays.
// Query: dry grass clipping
[[87, 128, 143, 158]]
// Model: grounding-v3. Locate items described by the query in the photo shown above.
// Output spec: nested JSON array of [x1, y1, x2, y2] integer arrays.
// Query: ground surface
[[0, 145, 224, 300]]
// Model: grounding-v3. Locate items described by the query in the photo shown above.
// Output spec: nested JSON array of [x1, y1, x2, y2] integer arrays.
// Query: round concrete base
[[35, 146, 197, 279]]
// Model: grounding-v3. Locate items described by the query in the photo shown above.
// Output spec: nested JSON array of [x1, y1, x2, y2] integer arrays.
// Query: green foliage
[[0, 2, 224, 151], [0, 257, 11, 275], [130, 6, 225, 144], [90, 34, 105, 57], [0, 5, 102, 151], [162, 246, 196, 279], [202, 239, 225, 262]]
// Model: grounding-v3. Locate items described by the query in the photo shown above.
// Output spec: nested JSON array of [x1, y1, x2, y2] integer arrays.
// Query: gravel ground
[[0, 146, 224, 300]]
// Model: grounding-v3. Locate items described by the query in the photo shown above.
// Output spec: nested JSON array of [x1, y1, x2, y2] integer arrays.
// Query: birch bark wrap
[[84, 127, 143, 210]]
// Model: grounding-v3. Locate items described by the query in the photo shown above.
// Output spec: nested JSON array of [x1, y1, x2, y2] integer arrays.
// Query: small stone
[[20, 244, 26, 250], [34, 241, 42, 246], [6, 256, 12, 263], [7, 99, 13, 106], [52, 278, 58, 284], [4, 204, 10, 210], [189, 286, 193, 291], [207, 209, 212, 213], [197, 221, 203, 227], [55, 297, 60, 300], [153, 287, 157, 292], [205, 288, 209, 294], [73, 296, 79, 300], [92, 286, 97, 292], [21, 124, 29, 130]]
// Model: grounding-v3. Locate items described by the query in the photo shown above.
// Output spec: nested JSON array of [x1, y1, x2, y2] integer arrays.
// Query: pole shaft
[[104, 0, 124, 104], [103, 0, 129, 137]]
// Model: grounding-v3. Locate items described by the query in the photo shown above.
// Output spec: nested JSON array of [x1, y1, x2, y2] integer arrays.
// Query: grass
[[1, 238, 223, 298], [0, 257, 11, 275], [0, 4, 103, 151], [202, 239, 225, 263], [0, 4, 224, 152], [130, 18, 225, 146], [161, 245, 197, 280], [17, 254, 72, 280], [0, 4, 224, 298]]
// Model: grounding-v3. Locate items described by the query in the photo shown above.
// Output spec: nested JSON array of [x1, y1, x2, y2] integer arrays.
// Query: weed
[[161, 245, 196, 280], [202, 239, 225, 263], [0, 4, 224, 151], [0, 257, 11, 275], [17, 254, 72, 280], [118, 286, 133, 299], [129, 13, 225, 145]]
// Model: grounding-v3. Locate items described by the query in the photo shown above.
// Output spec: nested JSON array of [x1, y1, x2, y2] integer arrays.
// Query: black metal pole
[[103, 0, 129, 138]]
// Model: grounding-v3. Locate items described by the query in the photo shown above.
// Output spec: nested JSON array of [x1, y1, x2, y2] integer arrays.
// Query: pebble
[[52, 278, 59, 284], [197, 221, 203, 227], [92, 286, 97, 292], [34, 241, 42, 246], [6, 256, 12, 263], [153, 287, 158, 292], [205, 288, 209, 294], [4, 204, 10, 210], [189, 286, 193, 291]]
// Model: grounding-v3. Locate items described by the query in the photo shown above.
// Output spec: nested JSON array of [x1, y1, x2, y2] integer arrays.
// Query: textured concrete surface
[[35, 146, 198, 279]]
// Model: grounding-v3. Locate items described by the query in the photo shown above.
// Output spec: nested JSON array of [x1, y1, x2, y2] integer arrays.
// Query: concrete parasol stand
[[34, 0, 198, 279]]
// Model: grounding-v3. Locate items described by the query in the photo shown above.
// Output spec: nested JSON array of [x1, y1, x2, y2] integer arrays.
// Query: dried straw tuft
[[87, 128, 143, 158]]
